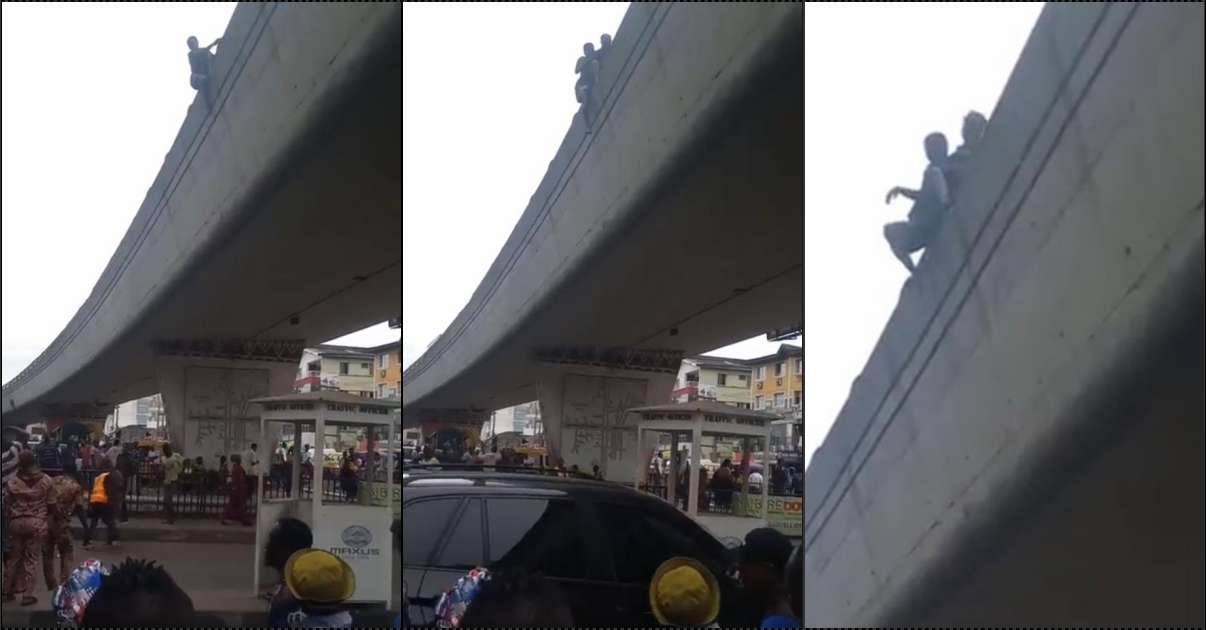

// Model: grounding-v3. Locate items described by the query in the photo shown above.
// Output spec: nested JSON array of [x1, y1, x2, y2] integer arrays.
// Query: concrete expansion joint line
[[805, 3, 1137, 553]]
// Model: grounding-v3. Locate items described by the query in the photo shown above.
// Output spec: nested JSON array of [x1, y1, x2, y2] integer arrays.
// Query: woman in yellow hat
[[649, 556, 722, 627], [282, 549, 356, 628]]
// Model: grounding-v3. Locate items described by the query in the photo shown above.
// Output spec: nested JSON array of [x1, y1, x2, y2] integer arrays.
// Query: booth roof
[[251, 390, 402, 408], [627, 400, 782, 420]]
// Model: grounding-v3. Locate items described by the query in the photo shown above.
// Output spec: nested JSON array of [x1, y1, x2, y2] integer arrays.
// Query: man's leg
[[163, 482, 175, 524], [41, 535, 56, 591], [82, 506, 99, 547], [102, 506, 118, 545], [883, 222, 918, 272]]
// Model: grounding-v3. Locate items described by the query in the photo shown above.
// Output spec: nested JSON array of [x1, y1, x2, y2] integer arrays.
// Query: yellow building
[[747, 343, 802, 453], [371, 341, 402, 400], [296, 345, 377, 397]]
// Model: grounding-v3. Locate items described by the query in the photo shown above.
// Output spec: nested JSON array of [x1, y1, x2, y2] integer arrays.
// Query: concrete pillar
[[153, 355, 298, 463], [535, 364, 677, 484]]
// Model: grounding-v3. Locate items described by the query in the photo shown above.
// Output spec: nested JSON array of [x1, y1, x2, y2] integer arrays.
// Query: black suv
[[402, 465, 760, 627]]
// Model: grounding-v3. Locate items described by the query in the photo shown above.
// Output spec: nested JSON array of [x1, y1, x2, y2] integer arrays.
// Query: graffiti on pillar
[[562, 375, 647, 478], [184, 367, 269, 461]]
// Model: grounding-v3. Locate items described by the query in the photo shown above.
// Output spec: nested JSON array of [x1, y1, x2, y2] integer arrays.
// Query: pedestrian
[[284, 447, 296, 496], [243, 443, 262, 505], [186, 35, 222, 107], [82, 458, 121, 549], [737, 528, 800, 628], [222, 454, 251, 526], [882, 132, 952, 273], [418, 446, 439, 465], [281, 548, 355, 627], [264, 517, 313, 626], [648, 556, 722, 627], [114, 450, 133, 523], [1, 450, 54, 606], [160, 443, 185, 525], [218, 455, 230, 480], [339, 451, 359, 503], [38, 436, 63, 471], [44, 463, 85, 591], [592, 464, 603, 480], [79, 441, 93, 471], [80, 557, 197, 627], [105, 432, 123, 468], [272, 443, 286, 492]]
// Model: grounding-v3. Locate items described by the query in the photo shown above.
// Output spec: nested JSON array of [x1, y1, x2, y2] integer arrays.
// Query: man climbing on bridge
[[187, 35, 222, 107], [882, 131, 952, 273]]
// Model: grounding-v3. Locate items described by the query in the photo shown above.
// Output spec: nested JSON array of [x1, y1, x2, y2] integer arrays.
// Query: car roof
[[402, 465, 653, 501]]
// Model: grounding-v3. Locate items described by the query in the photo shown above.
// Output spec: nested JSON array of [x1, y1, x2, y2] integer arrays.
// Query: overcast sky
[[401, 2, 788, 373], [1, 3, 397, 385], [803, 2, 1043, 467]]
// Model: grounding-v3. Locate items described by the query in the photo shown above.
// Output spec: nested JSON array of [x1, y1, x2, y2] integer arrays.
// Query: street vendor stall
[[630, 401, 779, 541], [250, 391, 399, 604]]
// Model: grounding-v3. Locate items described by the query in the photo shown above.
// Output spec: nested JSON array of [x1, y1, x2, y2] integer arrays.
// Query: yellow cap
[[648, 557, 721, 626], [283, 549, 356, 604]]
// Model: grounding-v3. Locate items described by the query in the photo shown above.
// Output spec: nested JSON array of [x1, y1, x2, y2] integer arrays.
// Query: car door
[[482, 496, 610, 625], [587, 499, 759, 627], [402, 495, 483, 626]]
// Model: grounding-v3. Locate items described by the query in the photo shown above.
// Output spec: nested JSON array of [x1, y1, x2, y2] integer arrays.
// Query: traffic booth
[[630, 401, 777, 541], [250, 391, 400, 604]]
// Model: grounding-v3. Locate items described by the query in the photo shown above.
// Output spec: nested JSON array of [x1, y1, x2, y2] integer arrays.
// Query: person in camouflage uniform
[[44, 468, 84, 591]]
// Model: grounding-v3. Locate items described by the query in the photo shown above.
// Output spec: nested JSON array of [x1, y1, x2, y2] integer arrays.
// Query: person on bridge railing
[[883, 132, 952, 273], [943, 111, 989, 202], [187, 35, 222, 107]]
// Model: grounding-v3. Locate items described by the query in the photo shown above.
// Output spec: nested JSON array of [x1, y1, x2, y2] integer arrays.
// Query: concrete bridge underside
[[805, 2, 1203, 626]]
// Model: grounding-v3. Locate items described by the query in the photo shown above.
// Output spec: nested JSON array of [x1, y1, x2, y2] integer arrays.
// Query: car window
[[402, 497, 461, 566], [486, 498, 586, 579], [595, 501, 723, 584], [434, 498, 485, 569]]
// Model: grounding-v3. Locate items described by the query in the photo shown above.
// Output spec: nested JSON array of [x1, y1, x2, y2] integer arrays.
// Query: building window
[[361, 362, 370, 370], [738, 374, 747, 382], [756, 366, 765, 381], [718, 374, 727, 386], [774, 392, 785, 408], [339, 362, 350, 375], [775, 362, 784, 377], [794, 391, 801, 407], [380, 354, 389, 369], [736, 402, 751, 409], [754, 395, 764, 410], [796, 358, 802, 375]]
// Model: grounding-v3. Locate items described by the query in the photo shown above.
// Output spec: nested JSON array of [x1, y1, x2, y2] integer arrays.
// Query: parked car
[[402, 464, 760, 627]]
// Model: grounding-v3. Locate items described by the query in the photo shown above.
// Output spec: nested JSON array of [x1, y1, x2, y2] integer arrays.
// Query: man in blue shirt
[[882, 132, 952, 273], [739, 528, 801, 628]]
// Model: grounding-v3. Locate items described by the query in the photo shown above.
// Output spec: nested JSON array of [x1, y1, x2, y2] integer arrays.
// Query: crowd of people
[[5, 428, 404, 626], [406, 526, 801, 628]]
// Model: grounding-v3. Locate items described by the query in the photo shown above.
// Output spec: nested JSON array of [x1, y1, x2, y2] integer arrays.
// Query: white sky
[[1, 3, 397, 385], [803, 2, 1043, 467], [401, 3, 788, 373]]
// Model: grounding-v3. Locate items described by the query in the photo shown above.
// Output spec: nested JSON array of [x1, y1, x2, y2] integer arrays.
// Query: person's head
[[231, 453, 242, 466], [17, 449, 37, 472], [739, 528, 794, 607], [187, 36, 199, 50], [570, 464, 580, 474], [722, 458, 732, 469], [924, 132, 949, 164], [288, 447, 295, 456], [458, 569, 575, 628], [305, 444, 312, 452], [582, 42, 595, 56], [266, 517, 313, 572], [219, 455, 228, 465], [250, 443, 258, 452], [648, 557, 721, 626], [284, 549, 355, 609], [600, 33, 612, 49], [962, 110, 988, 146], [81, 558, 196, 627], [162, 444, 173, 457], [195, 456, 204, 465]]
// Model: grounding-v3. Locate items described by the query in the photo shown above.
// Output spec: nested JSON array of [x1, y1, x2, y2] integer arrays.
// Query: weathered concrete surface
[[403, 3, 802, 422], [804, 3, 1204, 626], [2, 3, 401, 424]]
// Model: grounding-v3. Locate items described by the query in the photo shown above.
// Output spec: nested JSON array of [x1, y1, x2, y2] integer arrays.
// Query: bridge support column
[[153, 339, 302, 462], [533, 348, 681, 484]]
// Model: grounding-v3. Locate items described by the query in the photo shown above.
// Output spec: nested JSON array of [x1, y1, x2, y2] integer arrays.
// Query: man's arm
[[885, 186, 920, 205], [205, 38, 222, 51]]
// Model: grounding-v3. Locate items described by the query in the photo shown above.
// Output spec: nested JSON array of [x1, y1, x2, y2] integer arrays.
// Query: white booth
[[630, 401, 777, 541], [250, 391, 400, 604]]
